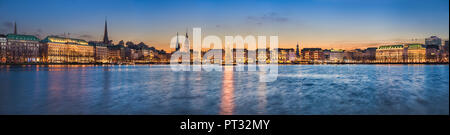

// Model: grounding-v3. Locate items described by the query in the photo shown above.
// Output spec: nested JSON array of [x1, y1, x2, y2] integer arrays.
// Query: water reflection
[[220, 66, 235, 115], [0, 65, 448, 114], [257, 81, 267, 114]]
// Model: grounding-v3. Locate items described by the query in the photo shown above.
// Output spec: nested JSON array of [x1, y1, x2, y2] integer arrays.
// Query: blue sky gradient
[[0, 0, 448, 50]]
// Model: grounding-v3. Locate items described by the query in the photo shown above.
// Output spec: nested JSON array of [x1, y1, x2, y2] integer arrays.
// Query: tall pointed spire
[[296, 41, 300, 57], [183, 29, 190, 53], [14, 21, 17, 34], [103, 17, 109, 44], [176, 32, 180, 51], [185, 28, 188, 38]]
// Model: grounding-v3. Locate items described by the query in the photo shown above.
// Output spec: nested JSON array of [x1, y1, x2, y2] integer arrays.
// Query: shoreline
[[1, 62, 449, 66]]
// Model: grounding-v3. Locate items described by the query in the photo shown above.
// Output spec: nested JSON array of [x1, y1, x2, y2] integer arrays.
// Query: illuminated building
[[96, 45, 109, 63], [126, 48, 139, 60], [5, 34, 41, 63], [345, 49, 364, 62], [442, 40, 449, 62], [277, 48, 295, 63], [234, 48, 247, 64], [424, 36, 441, 62], [288, 50, 296, 62], [135, 49, 154, 61], [362, 47, 377, 62], [41, 36, 94, 63], [257, 48, 271, 64], [329, 49, 345, 62], [376, 45, 405, 63], [323, 49, 331, 61], [426, 45, 440, 62], [246, 50, 256, 64], [143, 49, 155, 61], [0, 35, 6, 63], [88, 41, 109, 63], [405, 44, 426, 63], [107, 45, 125, 63], [301, 48, 323, 62]]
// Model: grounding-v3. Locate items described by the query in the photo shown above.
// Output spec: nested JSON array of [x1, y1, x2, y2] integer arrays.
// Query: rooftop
[[88, 41, 110, 47], [42, 36, 88, 45], [302, 48, 322, 51], [6, 34, 40, 41], [406, 44, 425, 50], [378, 45, 403, 50], [330, 49, 344, 52]]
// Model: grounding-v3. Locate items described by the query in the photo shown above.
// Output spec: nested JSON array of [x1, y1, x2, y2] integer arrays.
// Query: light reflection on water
[[0, 64, 448, 115], [220, 66, 234, 115]]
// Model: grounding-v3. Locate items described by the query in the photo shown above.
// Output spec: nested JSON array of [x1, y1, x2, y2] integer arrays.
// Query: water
[[0, 65, 448, 115]]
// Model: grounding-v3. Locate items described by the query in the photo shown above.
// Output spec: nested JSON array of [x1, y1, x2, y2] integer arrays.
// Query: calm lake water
[[0, 65, 448, 115]]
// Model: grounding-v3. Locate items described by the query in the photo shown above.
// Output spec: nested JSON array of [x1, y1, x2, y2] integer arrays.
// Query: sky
[[0, 0, 448, 51]]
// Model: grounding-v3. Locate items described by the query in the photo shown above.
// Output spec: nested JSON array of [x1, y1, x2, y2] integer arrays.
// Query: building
[[344, 49, 364, 62], [425, 36, 442, 46], [322, 49, 331, 61], [362, 47, 377, 62], [233, 48, 247, 64], [405, 44, 426, 63], [329, 49, 345, 62], [376, 45, 404, 63], [107, 45, 126, 63], [0, 35, 7, 63], [41, 36, 94, 63], [301, 48, 323, 62], [126, 48, 139, 60], [141, 49, 155, 61], [88, 41, 109, 63], [424, 36, 441, 62], [245, 48, 271, 64], [5, 34, 41, 63], [442, 40, 449, 62], [277, 48, 295, 63], [426, 45, 440, 62]]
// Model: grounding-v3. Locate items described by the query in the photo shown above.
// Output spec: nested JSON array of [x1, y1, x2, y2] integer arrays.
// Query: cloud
[[246, 12, 289, 25], [79, 34, 94, 39]]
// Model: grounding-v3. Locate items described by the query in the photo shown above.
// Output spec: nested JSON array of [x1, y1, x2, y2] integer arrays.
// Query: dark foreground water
[[0, 65, 448, 115]]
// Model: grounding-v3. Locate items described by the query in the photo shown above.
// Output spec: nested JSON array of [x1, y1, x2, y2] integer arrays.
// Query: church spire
[[103, 18, 109, 44], [185, 28, 188, 38], [296, 41, 300, 57], [176, 32, 180, 51], [14, 21, 17, 34]]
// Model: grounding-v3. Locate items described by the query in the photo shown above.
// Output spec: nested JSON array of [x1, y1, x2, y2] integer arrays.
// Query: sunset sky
[[0, 0, 448, 51]]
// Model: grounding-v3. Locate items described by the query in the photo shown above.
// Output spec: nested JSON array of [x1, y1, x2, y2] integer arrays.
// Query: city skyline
[[0, 0, 449, 51]]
